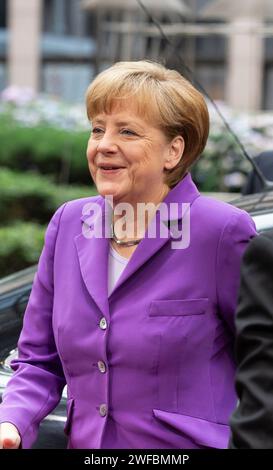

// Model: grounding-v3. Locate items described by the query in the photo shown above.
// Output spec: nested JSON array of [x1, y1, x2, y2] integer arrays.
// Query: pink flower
[[0, 86, 36, 104]]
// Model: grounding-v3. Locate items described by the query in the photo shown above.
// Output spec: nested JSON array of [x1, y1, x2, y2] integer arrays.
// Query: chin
[[96, 183, 120, 199]]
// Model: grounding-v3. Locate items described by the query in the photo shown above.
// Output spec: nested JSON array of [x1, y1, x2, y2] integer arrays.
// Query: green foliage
[[0, 222, 45, 276], [193, 131, 250, 192], [0, 167, 97, 225], [0, 104, 98, 277], [0, 114, 91, 184], [0, 168, 97, 276]]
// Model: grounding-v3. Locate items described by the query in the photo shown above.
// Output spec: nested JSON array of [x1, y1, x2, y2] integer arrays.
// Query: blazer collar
[[161, 172, 200, 220], [74, 173, 200, 315]]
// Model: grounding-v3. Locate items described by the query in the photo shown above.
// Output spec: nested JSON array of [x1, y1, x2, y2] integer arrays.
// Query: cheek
[[86, 141, 96, 163], [140, 148, 160, 170]]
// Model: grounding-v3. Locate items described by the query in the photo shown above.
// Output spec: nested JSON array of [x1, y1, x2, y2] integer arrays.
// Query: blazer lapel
[[74, 173, 200, 307], [111, 173, 200, 295], [74, 200, 110, 316], [109, 211, 173, 296]]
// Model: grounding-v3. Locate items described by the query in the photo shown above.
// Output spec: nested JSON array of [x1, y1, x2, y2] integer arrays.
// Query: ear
[[164, 136, 185, 170]]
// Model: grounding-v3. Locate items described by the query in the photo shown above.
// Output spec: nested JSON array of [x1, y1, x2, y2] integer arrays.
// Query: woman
[[0, 61, 256, 449]]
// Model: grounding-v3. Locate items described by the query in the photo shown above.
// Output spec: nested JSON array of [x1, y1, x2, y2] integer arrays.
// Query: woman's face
[[86, 104, 175, 206]]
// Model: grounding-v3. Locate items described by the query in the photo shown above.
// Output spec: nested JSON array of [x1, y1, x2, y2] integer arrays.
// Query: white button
[[99, 317, 107, 330], [99, 403, 108, 417], [98, 361, 106, 373]]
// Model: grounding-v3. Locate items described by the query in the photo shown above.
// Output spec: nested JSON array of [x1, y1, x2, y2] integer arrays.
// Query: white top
[[108, 244, 129, 296]]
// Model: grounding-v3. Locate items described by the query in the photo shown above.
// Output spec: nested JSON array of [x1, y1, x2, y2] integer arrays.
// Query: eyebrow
[[92, 119, 145, 130]]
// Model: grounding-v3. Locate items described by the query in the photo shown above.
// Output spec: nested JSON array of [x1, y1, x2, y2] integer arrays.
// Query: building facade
[[0, 0, 273, 109]]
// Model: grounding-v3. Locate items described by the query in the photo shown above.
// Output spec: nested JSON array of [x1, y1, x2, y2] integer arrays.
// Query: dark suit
[[229, 230, 273, 448]]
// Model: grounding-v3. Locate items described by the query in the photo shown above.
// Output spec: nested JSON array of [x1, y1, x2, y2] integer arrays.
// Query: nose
[[96, 131, 118, 154]]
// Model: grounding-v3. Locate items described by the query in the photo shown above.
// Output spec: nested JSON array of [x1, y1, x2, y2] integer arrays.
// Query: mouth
[[98, 165, 126, 175]]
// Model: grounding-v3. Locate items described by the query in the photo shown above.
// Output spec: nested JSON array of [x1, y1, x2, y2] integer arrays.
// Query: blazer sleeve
[[215, 210, 257, 333], [229, 232, 273, 448], [0, 203, 67, 448]]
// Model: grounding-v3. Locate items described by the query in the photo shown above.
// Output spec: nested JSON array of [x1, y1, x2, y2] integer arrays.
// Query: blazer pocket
[[149, 299, 209, 317], [153, 409, 229, 449], [64, 398, 75, 436]]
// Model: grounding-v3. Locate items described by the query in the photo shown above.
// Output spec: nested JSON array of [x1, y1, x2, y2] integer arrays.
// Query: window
[[0, 0, 7, 28], [43, 0, 89, 37]]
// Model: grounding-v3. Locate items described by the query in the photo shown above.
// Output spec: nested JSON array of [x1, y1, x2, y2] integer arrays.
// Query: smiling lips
[[98, 163, 125, 169], [98, 163, 126, 175]]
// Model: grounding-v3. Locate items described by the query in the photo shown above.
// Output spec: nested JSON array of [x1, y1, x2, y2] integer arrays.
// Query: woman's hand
[[0, 422, 21, 449]]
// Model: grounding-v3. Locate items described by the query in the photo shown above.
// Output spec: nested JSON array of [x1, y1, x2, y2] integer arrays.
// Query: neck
[[112, 185, 170, 242]]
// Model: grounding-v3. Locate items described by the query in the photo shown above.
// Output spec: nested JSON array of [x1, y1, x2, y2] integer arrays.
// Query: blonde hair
[[86, 60, 209, 188]]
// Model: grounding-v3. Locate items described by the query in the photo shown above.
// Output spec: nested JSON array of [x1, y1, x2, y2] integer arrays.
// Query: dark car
[[0, 266, 67, 449], [232, 190, 273, 233], [0, 192, 273, 448]]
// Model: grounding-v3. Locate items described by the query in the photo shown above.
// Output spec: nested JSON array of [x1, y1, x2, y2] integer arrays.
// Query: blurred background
[[1, 0, 273, 275]]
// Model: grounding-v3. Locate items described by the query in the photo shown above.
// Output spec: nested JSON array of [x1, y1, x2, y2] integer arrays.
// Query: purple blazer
[[0, 173, 256, 449]]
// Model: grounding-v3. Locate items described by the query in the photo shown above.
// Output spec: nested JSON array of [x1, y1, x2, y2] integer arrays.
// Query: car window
[[0, 266, 36, 296]]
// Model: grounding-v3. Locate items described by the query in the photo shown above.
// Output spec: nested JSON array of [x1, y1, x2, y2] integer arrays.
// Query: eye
[[92, 127, 104, 134], [121, 129, 137, 136]]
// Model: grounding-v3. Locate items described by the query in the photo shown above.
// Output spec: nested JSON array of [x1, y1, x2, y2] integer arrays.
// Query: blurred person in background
[[229, 230, 273, 448], [0, 60, 256, 449], [242, 151, 273, 195]]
